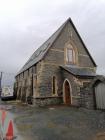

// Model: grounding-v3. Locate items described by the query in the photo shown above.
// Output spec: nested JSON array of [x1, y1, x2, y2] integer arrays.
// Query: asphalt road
[[1, 101, 105, 140]]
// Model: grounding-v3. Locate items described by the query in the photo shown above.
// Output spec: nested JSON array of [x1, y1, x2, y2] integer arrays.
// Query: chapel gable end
[[43, 18, 96, 69]]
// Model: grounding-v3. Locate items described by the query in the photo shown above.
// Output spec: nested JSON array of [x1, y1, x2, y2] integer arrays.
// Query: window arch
[[65, 44, 76, 64]]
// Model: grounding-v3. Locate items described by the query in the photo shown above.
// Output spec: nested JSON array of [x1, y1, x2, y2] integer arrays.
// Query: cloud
[[0, 0, 105, 86]]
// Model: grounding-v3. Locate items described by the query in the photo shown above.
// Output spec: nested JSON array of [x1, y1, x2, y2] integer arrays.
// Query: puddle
[[49, 107, 55, 110]]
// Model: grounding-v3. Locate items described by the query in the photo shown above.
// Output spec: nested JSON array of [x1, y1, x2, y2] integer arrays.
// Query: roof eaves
[[60, 65, 96, 77], [60, 66, 76, 76]]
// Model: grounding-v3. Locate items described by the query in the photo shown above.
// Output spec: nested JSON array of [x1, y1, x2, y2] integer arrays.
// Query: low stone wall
[[72, 96, 81, 107], [79, 87, 94, 109], [33, 96, 63, 107]]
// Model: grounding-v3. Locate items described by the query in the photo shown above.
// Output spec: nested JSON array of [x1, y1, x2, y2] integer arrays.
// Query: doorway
[[63, 79, 72, 105]]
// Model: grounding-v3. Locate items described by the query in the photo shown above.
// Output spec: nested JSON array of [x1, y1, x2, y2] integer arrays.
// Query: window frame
[[65, 45, 76, 64], [52, 76, 57, 95]]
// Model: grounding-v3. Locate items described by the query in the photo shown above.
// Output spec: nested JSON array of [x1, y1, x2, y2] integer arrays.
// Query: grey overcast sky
[[0, 0, 105, 86]]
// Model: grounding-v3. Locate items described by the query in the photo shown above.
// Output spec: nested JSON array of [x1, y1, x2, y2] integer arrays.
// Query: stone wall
[[37, 62, 63, 97], [14, 19, 96, 107], [61, 70, 81, 106], [15, 64, 37, 101], [79, 87, 94, 109], [33, 97, 63, 107], [44, 21, 96, 68]]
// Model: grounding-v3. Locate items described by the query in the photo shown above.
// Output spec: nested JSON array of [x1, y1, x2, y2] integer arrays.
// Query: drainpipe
[[32, 72, 34, 97], [0, 72, 3, 97]]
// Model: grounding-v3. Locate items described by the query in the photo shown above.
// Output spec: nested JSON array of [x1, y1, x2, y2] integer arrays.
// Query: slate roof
[[17, 19, 67, 75], [17, 18, 97, 76], [60, 65, 96, 77]]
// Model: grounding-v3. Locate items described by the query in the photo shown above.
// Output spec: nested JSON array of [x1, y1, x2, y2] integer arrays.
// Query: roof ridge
[[16, 18, 70, 75]]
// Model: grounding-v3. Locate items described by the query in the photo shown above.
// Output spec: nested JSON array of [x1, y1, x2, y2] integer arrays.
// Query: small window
[[34, 76, 37, 87], [25, 79, 27, 86], [66, 48, 75, 64], [52, 76, 57, 95], [28, 69, 29, 76], [33, 65, 36, 74], [23, 72, 24, 78]]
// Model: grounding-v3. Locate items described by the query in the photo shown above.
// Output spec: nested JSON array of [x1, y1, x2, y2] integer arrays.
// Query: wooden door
[[95, 83, 105, 109], [64, 80, 71, 105]]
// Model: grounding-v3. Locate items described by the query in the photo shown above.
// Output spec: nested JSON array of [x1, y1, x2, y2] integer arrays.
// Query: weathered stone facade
[[33, 97, 63, 107], [14, 18, 98, 108]]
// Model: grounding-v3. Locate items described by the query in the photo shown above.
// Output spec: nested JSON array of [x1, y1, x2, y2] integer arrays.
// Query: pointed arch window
[[65, 44, 76, 64], [52, 76, 57, 95]]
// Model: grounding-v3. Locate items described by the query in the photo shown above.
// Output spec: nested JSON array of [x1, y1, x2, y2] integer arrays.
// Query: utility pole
[[0, 72, 3, 97]]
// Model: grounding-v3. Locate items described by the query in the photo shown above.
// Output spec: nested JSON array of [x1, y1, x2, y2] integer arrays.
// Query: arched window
[[65, 44, 76, 64], [52, 76, 57, 95]]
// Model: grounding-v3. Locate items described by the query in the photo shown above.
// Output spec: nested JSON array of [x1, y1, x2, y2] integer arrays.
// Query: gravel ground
[[2, 101, 105, 140]]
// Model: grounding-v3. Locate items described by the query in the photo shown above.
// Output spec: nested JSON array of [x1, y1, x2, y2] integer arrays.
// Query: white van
[[1, 86, 14, 100]]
